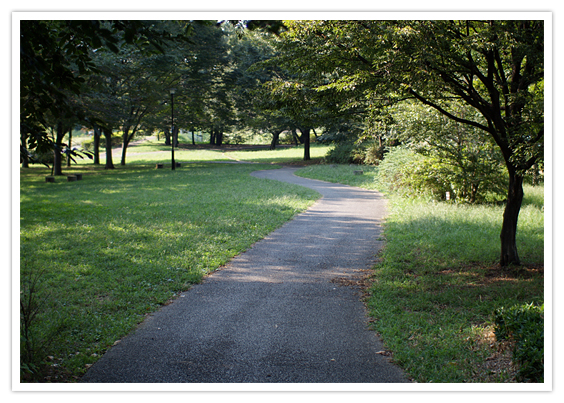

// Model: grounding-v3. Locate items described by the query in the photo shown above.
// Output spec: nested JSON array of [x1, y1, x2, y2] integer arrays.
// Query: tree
[[20, 20, 192, 165], [388, 101, 508, 203], [274, 20, 544, 266]]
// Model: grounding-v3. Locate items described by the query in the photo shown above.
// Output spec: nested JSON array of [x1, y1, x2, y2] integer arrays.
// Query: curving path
[[81, 167, 409, 384]]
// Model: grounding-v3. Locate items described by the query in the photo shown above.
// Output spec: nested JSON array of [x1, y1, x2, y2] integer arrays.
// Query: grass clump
[[493, 303, 544, 382], [20, 163, 319, 381], [297, 163, 544, 382]]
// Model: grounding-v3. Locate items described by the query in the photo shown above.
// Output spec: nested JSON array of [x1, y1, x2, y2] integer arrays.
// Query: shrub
[[363, 142, 385, 165], [375, 147, 450, 199], [375, 146, 507, 203], [493, 303, 544, 382], [324, 142, 364, 164]]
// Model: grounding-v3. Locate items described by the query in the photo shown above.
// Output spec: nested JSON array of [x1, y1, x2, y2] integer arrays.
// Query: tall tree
[[20, 19, 191, 165], [275, 20, 544, 266]]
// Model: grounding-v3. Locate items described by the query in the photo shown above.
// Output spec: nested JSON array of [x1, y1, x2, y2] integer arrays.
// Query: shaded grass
[[297, 164, 544, 382], [20, 163, 319, 381]]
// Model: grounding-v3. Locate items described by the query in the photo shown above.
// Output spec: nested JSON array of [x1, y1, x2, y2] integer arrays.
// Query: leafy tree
[[273, 20, 544, 266], [388, 101, 508, 203], [20, 19, 191, 167]]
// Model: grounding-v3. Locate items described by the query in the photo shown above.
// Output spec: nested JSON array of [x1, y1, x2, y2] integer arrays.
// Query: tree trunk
[[291, 129, 299, 146], [216, 131, 224, 146], [209, 129, 216, 145], [500, 170, 524, 266], [173, 127, 179, 148], [299, 127, 311, 161], [121, 127, 130, 166], [53, 121, 64, 175], [103, 128, 115, 170], [20, 133, 29, 168], [270, 130, 283, 150], [66, 128, 72, 167], [164, 128, 171, 146], [93, 125, 101, 165]]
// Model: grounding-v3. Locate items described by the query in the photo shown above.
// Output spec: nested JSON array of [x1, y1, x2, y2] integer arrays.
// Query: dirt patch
[[470, 326, 519, 382]]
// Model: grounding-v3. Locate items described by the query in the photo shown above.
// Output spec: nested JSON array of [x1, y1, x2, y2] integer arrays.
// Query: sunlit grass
[[298, 164, 544, 382], [20, 163, 319, 381], [295, 163, 380, 190], [226, 144, 331, 163]]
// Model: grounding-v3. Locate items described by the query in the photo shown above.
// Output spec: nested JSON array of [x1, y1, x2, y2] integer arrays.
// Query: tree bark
[[500, 169, 524, 266], [164, 128, 171, 146], [66, 128, 72, 167], [53, 121, 65, 175], [120, 127, 132, 166], [299, 127, 311, 161], [93, 125, 101, 165], [20, 133, 29, 168], [270, 129, 283, 150], [173, 127, 179, 148], [103, 128, 115, 169], [216, 131, 223, 146]]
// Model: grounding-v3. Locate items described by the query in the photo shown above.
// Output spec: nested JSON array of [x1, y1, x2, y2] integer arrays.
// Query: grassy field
[[19, 161, 319, 381], [297, 164, 545, 382], [20, 144, 544, 383]]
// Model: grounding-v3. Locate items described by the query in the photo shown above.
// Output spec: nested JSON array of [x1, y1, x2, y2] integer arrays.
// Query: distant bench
[[45, 173, 83, 183]]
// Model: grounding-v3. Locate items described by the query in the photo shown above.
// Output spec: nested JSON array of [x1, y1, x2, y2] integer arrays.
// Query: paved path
[[81, 167, 408, 384]]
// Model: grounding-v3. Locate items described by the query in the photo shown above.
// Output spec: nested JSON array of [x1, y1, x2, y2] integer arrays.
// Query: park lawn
[[297, 164, 545, 382], [19, 163, 320, 381], [225, 144, 331, 164]]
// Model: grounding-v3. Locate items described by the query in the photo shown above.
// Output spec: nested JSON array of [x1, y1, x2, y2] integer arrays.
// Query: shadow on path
[[81, 167, 409, 385]]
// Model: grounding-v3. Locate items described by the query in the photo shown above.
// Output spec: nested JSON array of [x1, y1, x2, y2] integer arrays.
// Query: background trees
[[20, 18, 545, 266], [20, 19, 192, 171]]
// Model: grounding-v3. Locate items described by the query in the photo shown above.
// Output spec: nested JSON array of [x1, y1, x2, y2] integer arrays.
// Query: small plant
[[20, 268, 65, 381], [493, 303, 544, 382]]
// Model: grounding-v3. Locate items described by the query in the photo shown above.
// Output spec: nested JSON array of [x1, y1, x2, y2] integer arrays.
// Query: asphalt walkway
[[81, 166, 409, 383]]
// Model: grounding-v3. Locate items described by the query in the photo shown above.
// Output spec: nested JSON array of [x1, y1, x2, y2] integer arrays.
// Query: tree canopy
[[19, 18, 545, 266]]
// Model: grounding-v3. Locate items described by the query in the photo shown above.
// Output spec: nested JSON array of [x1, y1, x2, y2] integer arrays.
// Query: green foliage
[[493, 303, 544, 382], [387, 102, 508, 203], [362, 142, 385, 165], [375, 147, 443, 199], [375, 147, 507, 203], [324, 142, 360, 164], [323, 141, 383, 165]]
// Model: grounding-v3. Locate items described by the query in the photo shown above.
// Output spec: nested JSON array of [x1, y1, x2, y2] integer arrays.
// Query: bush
[[493, 303, 544, 382], [375, 147, 451, 199], [363, 142, 385, 165], [375, 147, 507, 203], [324, 142, 363, 164]]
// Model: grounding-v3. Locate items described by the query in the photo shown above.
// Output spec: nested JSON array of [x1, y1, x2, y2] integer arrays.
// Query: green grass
[[295, 163, 380, 189], [20, 163, 319, 381], [225, 144, 331, 163], [298, 164, 544, 382]]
